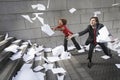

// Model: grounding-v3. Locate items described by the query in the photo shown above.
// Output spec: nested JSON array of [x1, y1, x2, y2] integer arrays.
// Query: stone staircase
[[0, 35, 66, 80]]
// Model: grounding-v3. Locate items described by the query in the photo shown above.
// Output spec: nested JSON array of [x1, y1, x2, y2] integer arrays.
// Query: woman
[[52, 19, 84, 53]]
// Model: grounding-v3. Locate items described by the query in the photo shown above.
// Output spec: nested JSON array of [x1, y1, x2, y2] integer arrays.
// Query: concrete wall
[[0, 0, 120, 48]]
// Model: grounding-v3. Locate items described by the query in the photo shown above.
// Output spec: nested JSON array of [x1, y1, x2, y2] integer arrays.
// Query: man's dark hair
[[60, 19, 67, 25], [90, 17, 99, 24]]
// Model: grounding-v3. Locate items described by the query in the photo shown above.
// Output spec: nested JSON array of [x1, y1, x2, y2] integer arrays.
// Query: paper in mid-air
[[69, 8, 76, 13], [41, 24, 54, 36], [31, 4, 46, 10], [94, 11, 101, 17], [21, 15, 33, 23]]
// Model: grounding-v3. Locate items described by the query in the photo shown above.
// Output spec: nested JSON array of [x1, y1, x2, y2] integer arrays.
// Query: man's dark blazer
[[78, 23, 104, 45]]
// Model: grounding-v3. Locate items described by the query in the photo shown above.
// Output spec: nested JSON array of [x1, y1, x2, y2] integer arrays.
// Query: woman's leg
[[64, 37, 68, 51]]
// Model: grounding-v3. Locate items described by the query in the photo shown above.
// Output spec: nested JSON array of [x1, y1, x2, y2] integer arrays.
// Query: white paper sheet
[[37, 4, 46, 10], [101, 55, 110, 59], [94, 11, 101, 17], [69, 8, 76, 13], [32, 13, 44, 25], [44, 48, 52, 52], [12, 40, 21, 44], [97, 26, 111, 43], [52, 45, 64, 56], [34, 72, 45, 80], [95, 48, 102, 51], [47, 56, 60, 62], [43, 63, 54, 71], [68, 45, 76, 51], [42, 56, 49, 63], [10, 51, 22, 60], [36, 45, 44, 53], [21, 15, 33, 23], [41, 24, 54, 36], [20, 63, 32, 71], [13, 69, 38, 80], [115, 64, 120, 68], [4, 33, 8, 40], [23, 54, 34, 62], [35, 52, 43, 56], [4, 44, 19, 53], [60, 52, 71, 60], [51, 68, 66, 74], [35, 56, 42, 61], [33, 66, 44, 71], [27, 47, 37, 55], [31, 4, 46, 10], [27, 40, 32, 46]]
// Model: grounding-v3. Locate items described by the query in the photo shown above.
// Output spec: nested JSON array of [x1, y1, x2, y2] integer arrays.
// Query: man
[[71, 17, 112, 68]]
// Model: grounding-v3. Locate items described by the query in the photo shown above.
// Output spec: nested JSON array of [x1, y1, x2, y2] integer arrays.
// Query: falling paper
[[31, 4, 46, 11], [33, 66, 44, 71], [32, 13, 44, 25], [37, 4, 46, 10], [97, 26, 111, 43], [94, 11, 101, 17], [51, 68, 66, 74], [41, 24, 54, 36], [47, 0, 50, 8], [115, 64, 120, 68], [21, 15, 33, 23], [69, 8, 76, 13], [112, 3, 120, 6], [101, 55, 110, 59]]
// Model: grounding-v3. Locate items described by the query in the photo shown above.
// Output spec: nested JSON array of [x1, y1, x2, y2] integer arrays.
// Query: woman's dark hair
[[60, 19, 67, 25], [90, 17, 99, 24]]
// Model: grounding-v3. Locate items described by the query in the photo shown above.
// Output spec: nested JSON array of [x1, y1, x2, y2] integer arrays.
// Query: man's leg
[[98, 43, 112, 57], [88, 43, 96, 68]]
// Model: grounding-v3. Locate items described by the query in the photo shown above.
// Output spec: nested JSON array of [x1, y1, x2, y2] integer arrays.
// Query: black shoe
[[109, 54, 112, 58], [87, 62, 92, 68]]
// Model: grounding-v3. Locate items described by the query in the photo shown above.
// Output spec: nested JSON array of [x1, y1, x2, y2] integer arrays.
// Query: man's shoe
[[78, 49, 85, 53], [88, 62, 92, 68]]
